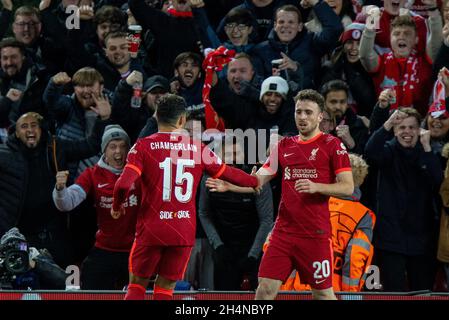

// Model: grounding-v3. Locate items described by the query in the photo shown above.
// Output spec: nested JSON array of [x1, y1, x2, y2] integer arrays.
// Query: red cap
[[340, 23, 365, 43]]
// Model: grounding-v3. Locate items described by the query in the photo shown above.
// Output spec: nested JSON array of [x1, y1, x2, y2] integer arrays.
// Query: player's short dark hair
[[0, 37, 26, 56], [173, 52, 202, 70], [275, 5, 302, 24], [294, 89, 325, 112], [156, 94, 187, 126], [320, 79, 349, 99]]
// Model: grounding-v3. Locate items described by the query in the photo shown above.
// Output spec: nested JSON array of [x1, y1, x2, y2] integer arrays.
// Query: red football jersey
[[263, 132, 351, 239], [126, 132, 225, 246], [76, 165, 139, 252]]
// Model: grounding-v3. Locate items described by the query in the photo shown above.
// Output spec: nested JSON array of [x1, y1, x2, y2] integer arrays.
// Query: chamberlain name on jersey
[[150, 141, 198, 152]]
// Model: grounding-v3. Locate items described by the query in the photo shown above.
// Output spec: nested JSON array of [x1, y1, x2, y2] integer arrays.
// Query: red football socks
[[124, 283, 146, 300], [153, 285, 174, 300]]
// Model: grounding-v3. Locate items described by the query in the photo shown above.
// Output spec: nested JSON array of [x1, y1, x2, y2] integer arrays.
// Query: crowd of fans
[[0, 0, 449, 292]]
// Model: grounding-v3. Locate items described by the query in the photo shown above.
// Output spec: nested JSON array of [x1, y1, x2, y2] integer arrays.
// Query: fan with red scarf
[[202, 46, 236, 131]]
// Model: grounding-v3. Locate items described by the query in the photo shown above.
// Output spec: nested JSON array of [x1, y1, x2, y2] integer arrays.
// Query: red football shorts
[[129, 242, 193, 281], [258, 233, 334, 290]]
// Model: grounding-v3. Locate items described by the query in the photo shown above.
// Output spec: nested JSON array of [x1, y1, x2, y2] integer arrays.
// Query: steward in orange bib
[[264, 154, 376, 292]]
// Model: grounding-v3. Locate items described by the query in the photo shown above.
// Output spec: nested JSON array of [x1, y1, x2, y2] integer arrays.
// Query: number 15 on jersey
[[159, 157, 195, 203]]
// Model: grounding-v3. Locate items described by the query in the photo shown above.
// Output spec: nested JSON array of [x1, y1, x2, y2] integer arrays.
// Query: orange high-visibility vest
[[264, 197, 376, 292], [329, 196, 376, 291]]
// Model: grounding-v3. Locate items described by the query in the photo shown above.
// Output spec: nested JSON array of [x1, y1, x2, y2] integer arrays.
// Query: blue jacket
[[251, 1, 342, 89]]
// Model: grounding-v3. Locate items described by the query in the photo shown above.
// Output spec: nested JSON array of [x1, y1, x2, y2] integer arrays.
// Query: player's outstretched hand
[[295, 179, 319, 194], [205, 178, 229, 192], [111, 206, 125, 219]]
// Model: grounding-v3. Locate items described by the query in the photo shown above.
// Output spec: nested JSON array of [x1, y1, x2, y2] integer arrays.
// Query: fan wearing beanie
[[256, 76, 298, 136], [52, 124, 139, 290]]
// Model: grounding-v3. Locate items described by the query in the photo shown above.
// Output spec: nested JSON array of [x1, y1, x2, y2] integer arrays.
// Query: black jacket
[[112, 79, 152, 143], [251, 1, 342, 89], [0, 60, 49, 128], [128, 0, 210, 78], [65, 22, 147, 91], [332, 107, 369, 155], [0, 118, 107, 235], [365, 127, 443, 255], [321, 56, 377, 117], [210, 78, 297, 136]]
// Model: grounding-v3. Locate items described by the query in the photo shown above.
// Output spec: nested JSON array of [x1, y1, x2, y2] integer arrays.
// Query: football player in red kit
[[111, 94, 260, 300], [254, 89, 354, 300]]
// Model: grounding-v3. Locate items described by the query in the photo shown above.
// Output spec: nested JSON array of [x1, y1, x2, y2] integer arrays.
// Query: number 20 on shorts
[[313, 260, 331, 279]]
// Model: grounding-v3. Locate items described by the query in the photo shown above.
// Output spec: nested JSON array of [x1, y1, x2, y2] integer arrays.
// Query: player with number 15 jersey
[[111, 94, 259, 300]]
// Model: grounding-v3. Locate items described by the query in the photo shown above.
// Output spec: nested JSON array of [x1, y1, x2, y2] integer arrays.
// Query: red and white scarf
[[202, 46, 235, 131], [381, 50, 420, 109], [428, 78, 448, 117]]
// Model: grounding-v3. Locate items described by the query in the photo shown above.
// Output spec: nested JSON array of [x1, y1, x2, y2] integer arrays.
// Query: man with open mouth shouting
[[360, 6, 442, 117]]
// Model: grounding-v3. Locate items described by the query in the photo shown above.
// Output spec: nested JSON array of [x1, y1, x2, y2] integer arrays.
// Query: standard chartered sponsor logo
[[99, 194, 138, 208], [284, 167, 318, 180], [292, 168, 318, 179]]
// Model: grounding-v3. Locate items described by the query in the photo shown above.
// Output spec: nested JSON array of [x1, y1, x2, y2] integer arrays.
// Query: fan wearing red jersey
[[53, 125, 137, 290], [254, 89, 354, 300], [111, 94, 260, 300]]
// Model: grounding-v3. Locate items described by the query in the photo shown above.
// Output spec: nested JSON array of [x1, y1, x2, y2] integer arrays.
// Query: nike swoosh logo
[[97, 183, 109, 188], [315, 279, 326, 284], [284, 153, 294, 158]]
